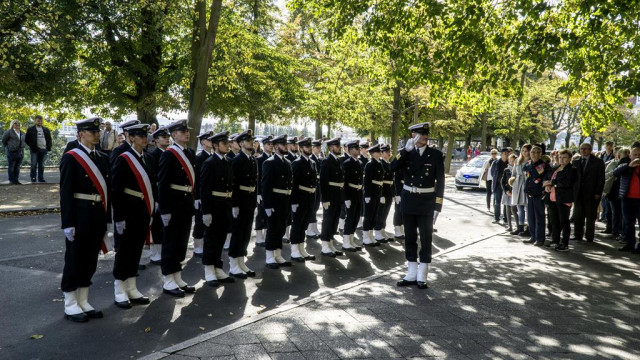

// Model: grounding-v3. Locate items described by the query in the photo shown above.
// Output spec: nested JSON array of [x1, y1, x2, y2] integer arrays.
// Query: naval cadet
[[157, 119, 196, 297], [59, 117, 111, 322], [357, 141, 370, 230], [254, 135, 273, 247], [111, 123, 155, 309], [362, 144, 385, 246], [374, 144, 395, 242], [148, 126, 171, 265], [306, 139, 324, 238], [283, 136, 299, 242], [392, 151, 406, 239], [223, 133, 240, 250], [390, 123, 445, 289], [337, 141, 349, 233], [109, 119, 141, 164], [200, 131, 236, 287], [192, 131, 214, 258], [289, 137, 318, 263], [261, 134, 294, 269], [228, 130, 258, 278], [341, 140, 364, 252], [319, 137, 345, 257]]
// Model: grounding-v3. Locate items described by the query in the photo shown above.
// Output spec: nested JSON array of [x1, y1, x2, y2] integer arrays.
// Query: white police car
[[455, 155, 492, 190]]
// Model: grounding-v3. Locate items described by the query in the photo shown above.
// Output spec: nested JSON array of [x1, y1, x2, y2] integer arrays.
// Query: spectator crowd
[[483, 140, 640, 253]]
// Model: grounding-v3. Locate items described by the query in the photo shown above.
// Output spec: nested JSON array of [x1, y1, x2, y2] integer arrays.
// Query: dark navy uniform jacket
[[200, 153, 234, 214], [231, 151, 258, 207], [285, 152, 297, 163], [358, 154, 369, 170], [194, 150, 212, 201], [110, 142, 131, 165], [157, 145, 195, 216], [389, 146, 445, 214], [381, 160, 394, 198], [111, 147, 157, 223], [256, 151, 271, 196], [342, 156, 363, 201], [60, 146, 111, 233], [291, 155, 318, 204], [363, 158, 384, 199], [261, 154, 293, 210], [320, 153, 344, 204]]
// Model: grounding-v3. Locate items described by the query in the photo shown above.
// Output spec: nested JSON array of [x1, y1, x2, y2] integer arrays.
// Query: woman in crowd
[[510, 144, 532, 235], [501, 154, 518, 232], [523, 145, 551, 246], [544, 149, 577, 251], [603, 149, 626, 241]]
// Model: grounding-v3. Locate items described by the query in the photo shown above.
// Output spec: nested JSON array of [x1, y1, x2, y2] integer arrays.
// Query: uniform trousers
[[403, 200, 435, 263], [192, 207, 205, 239], [255, 202, 267, 230], [290, 194, 315, 244], [229, 199, 256, 258], [344, 192, 362, 235], [308, 190, 321, 224], [374, 194, 393, 231], [61, 230, 104, 292], [151, 210, 164, 244], [203, 198, 232, 268], [321, 202, 341, 241], [265, 194, 291, 250], [113, 220, 149, 280], [161, 204, 193, 275], [363, 196, 380, 231], [393, 202, 403, 227]]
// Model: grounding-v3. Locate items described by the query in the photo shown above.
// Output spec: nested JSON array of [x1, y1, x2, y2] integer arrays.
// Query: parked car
[[454, 155, 491, 190]]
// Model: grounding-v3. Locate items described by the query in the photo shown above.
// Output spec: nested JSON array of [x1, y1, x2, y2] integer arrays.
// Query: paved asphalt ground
[[0, 176, 638, 359]]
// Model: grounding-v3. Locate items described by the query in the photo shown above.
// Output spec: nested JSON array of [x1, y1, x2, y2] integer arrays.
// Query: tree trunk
[[315, 119, 322, 139], [548, 133, 557, 150], [370, 129, 376, 144], [413, 96, 419, 124], [480, 113, 488, 152], [565, 130, 572, 148], [187, 0, 223, 149], [248, 113, 256, 133], [444, 133, 455, 174], [437, 135, 444, 150], [391, 80, 402, 152], [464, 134, 471, 150]]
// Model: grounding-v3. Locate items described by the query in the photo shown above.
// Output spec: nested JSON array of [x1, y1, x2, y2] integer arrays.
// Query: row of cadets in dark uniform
[[391, 123, 445, 289], [110, 123, 155, 309], [59, 117, 112, 322], [254, 135, 274, 247], [306, 139, 324, 238], [356, 141, 370, 230], [319, 137, 345, 257], [223, 134, 240, 250], [374, 144, 396, 242], [192, 131, 215, 258], [261, 134, 294, 268], [200, 131, 236, 287], [148, 126, 172, 264], [289, 137, 318, 262], [392, 151, 406, 239], [228, 130, 259, 278], [362, 144, 386, 246], [337, 141, 349, 233], [341, 140, 364, 252], [157, 120, 197, 297], [283, 136, 300, 242]]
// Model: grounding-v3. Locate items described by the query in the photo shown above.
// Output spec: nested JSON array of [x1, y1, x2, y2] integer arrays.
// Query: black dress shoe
[[130, 296, 150, 305], [291, 256, 306, 263], [534, 242, 544, 247], [321, 252, 336, 258], [163, 288, 186, 297], [278, 261, 293, 267], [374, 242, 381, 247], [245, 270, 257, 277], [138, 264, 146, 270], [355, 246, 363, 251], [114, 300, 132, 309], [65, 313, 88, 323], [266, 262, 280, 269], [180, 285, 196, 293], [304, 255, 316, 261], [255, 242, 266, 248], [149, 259, 162, 265], [333, 250, 344, 256], [230, 272, 248, 279], [342, 247, 357, 252], [84, 310, 103, 318], [416, 281, 429, 289], [522, 239, 535, 244], [206, 280, 220, 287], [192, 252, 203, 258], [395, 235, 405, 240], [397, 279, 417, 287], [363, 243, 377, 248], [376, 239, 388, 244], [387, 238, 395, 242], [217, 277, 235, 283]]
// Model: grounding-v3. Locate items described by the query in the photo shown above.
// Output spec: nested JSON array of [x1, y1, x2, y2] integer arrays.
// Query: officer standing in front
[[289, 137, 318, 263], [341, 140, 364, 252], [200, 131, 236, 287], [228, 130, 258, 278], [391, 123, 445, 289], [254, 135, 273, 247], [148, 126, 171, 265], [111, 124, 154, 309], [157, 119, 196, 297], [319, 137, 345, 257], [306, 139, 324, 238], [192, 131, 214, 258], [59, 117, 111, 322], [261, 134, 294, 269], [362, 144, 385, 247]]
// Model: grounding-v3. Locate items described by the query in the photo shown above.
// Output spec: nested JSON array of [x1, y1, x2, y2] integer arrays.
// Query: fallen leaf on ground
[[30, 335, 44, 340], [144, 327, 151, 333], [199, 327, 205, 331]]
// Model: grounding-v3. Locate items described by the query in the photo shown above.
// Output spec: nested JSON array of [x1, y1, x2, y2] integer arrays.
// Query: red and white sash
[[120, 152, 154, 216], [68, 148, 109, 253], [167, 145, 195, 191]]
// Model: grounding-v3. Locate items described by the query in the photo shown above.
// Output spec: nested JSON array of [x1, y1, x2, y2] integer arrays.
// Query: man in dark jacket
[[289, 137, 318, 263], [254, 135, 273, 247], [489, 148, 509, 223], [192, 131, 214, 258], [25, 115, 52, 182], [319, 137, 345, 257], [2, 120, 26, 184], [614, 147, 640, 252], [571, 143, 606, 242]]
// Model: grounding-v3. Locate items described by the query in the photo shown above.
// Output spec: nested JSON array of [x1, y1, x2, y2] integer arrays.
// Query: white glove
[[63, 227, 75, 241], [115, 221, 126, 235], [404, 137, 416, 152], [292, 204, 298, 213], [433, 210, 440, 225], [322, 202, 330, 210], [257, 195, 262, 204], [365, 197, 371, 204], [155, 202, 159, 213], [394, 196, 401, 204], [194, 199, 201, 210], [103, 232, 114, 252], [345, 200, 351, 209], [232, 207, 239, 218], [266, 208, 273, 217], [380, 197, 386, 204], [203, 214, 212, 227], [161, 214, 171, 227]]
